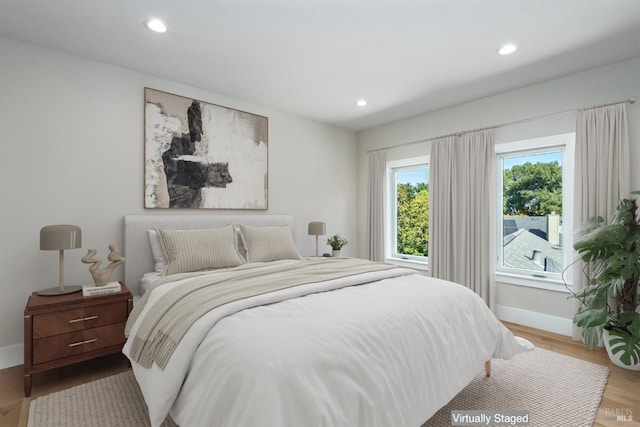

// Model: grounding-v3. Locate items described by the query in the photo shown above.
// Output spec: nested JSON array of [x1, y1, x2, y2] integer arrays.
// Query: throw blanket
[[127, 258, 406, 369]]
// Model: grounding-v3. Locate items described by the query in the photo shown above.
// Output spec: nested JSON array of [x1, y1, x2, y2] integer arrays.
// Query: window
[[496, 133, 575, 289], [387, 157, 429, 265]]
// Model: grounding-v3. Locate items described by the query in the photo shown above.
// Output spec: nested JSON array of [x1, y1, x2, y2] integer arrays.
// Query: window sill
[[496, 271, 572, 293], [386, 257, 429, 272]]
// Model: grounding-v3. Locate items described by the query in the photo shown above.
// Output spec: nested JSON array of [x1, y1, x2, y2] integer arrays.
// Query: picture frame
[[144, 88, 268, 209]]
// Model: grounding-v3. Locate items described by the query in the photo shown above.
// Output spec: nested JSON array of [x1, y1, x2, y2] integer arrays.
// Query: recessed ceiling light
[[356, 99, 368, 107], [497, 43, 518, 55], [145, 19, 167, 33]]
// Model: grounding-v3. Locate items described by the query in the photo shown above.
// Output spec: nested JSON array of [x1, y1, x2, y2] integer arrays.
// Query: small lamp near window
[[308, 221, 326, 257], [39, 225, 82, 296]]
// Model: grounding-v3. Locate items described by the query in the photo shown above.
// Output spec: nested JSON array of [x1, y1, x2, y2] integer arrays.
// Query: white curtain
[[429, 130, 496, 308], [428, 136, 456, 279], [367, 150, 387, 261], [572, 103, 630, 340]]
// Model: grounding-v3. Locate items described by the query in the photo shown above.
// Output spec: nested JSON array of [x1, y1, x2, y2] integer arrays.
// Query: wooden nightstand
[[23, 282, 132, 397]]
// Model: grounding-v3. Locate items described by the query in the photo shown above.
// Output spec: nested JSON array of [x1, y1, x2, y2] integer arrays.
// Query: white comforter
[[123, 261, 531, 427]]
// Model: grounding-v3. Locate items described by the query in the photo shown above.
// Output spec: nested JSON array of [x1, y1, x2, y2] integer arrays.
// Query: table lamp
[[308, 221, 326, 257], [39, 224, 82, 296]]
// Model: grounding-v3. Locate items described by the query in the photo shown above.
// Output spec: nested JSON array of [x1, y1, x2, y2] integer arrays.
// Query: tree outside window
[[503, 160, 562, 217], [392, 165, 429, 261], [397, 181, 429, 256]]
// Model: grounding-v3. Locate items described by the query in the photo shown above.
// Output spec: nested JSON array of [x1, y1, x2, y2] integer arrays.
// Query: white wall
[[0, 36, 358, 367], [357, 57, 640, 335]]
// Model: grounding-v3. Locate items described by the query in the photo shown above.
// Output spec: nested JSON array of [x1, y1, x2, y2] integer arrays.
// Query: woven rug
[[27, 371, 177, 427], [28, 348, 608, 427], [422, 348, 609, 427]]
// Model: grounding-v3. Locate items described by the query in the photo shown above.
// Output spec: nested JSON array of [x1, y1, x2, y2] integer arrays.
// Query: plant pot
[[603, 329, 640, 371], [332, 249, 341, 257]]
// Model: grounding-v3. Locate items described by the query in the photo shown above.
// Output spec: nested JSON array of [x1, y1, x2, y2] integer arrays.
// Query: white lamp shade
[[308, 222, 326, 236], [40, 225, 82, 250]]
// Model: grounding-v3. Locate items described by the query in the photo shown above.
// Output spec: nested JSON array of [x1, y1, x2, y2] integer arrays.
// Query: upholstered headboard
[[123, 214, 295, 296]]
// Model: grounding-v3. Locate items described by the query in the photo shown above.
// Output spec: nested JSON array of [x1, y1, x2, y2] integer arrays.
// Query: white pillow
[[147, 229, 167, 274], [239, 224, 301, 263], [157, 225, 245, 276]]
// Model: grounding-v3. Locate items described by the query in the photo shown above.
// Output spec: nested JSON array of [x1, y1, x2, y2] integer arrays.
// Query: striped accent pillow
[[157, 225, 245, 276], [239, 224, 301, 263]]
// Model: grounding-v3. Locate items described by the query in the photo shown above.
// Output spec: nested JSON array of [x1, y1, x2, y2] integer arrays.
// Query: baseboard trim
[[0, 343, 23, 369], [496, 304, 572, 336]]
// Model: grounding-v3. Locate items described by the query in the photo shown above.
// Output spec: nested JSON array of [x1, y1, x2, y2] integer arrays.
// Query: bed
[[122, 214, 531, 427]]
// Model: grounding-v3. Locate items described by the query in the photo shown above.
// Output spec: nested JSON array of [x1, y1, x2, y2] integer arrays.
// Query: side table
[[23, 282, 132, 397]]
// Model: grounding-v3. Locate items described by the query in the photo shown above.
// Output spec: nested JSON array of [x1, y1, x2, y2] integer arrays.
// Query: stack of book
[[82, 282, 121, 297]]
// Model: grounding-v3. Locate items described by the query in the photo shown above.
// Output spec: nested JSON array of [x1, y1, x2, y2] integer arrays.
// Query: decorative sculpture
[[81, 245, 126, 286]]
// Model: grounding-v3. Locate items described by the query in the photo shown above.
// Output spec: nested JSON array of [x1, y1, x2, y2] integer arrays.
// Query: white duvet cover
[[123, 261, 531, 427]]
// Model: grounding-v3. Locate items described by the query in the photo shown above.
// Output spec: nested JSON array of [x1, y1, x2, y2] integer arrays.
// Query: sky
[[397, 167, 428, 186]]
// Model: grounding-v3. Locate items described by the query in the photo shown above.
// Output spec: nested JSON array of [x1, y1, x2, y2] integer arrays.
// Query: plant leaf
[[608, 329, 640, 367], [617, 311, 640, 337], [580, 216, 605, 232], [605, 251, 640, 281], [582, 326, 603, 350], [574, 225, 627, 261], [573, 307, 609, 329], [613, 199, 634, 224]]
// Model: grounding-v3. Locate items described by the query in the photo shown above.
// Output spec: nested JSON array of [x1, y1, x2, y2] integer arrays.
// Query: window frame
[[495, 133, 575, 291], [386, 156, 429, 268]]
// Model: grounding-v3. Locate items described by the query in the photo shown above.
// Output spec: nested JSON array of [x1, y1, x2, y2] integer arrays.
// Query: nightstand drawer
[[32, 323, 126, 364], [32, 301, 127, 339]]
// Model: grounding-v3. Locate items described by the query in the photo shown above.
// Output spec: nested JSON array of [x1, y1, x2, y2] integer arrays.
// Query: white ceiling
[[1, 1, 639, 131]]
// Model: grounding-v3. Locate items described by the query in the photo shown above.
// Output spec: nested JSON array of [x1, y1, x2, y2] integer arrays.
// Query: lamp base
[[36, 286, 82, 296]]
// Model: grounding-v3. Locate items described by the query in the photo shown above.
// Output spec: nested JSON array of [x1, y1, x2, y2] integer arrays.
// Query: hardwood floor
[[0, 322, 638, 427], [0, 353, 130, 427]]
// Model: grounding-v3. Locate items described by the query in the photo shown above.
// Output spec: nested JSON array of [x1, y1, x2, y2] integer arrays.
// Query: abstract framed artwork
[[144, 88, 268, 209]]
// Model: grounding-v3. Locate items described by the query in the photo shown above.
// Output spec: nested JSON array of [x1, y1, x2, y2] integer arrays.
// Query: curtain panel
[[429, 130, 496, 308], [572, 103, 630, 340], [367, 150, 387, 262], [428, 136, 456, 280]]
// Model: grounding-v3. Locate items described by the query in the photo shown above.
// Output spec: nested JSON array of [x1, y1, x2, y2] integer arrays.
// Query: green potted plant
[[570, 193, 640, 370], [326, 234, 348, 257]]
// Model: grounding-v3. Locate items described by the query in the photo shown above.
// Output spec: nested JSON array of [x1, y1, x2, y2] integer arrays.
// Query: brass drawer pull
[[68, 338, 98, 347], [68, 315, 99, 324]]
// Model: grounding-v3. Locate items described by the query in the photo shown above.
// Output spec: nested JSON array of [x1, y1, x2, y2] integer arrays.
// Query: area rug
[[422, 348, 609, 427], [27, 371, 177, 427], [28, 348, 608, 427]]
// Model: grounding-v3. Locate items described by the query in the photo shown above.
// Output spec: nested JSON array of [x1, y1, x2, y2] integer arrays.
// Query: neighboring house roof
[[503, 228, 563, 273], [503, 216, 550, 240]]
